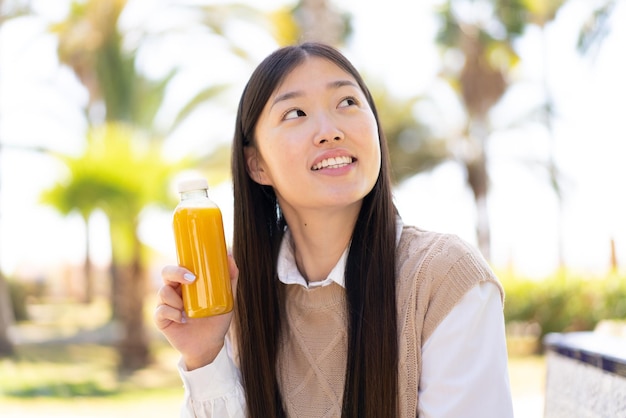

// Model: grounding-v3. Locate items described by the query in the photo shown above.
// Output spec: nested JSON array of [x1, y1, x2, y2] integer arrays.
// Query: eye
[[338, 96, 359, 108], [283, 108, 307, 120]]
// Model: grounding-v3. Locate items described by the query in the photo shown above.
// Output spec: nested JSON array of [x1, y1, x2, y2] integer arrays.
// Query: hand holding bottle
[[154, 259, 238, 370], [154, 178, 237, 370]]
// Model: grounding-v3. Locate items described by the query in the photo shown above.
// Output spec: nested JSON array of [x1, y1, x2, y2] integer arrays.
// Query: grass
[[0, 299, 184, 417], [0, 341, 183, 417], [0, 300, 547, 417]]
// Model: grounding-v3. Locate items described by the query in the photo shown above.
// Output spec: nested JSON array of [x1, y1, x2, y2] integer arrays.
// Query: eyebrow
[[271, 79, 359, 108]]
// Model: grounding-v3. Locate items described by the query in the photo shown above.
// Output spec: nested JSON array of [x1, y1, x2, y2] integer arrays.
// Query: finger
[[161, 264, 196, 286], [154, 303, 185, 329], [157, 284, 184, 310]]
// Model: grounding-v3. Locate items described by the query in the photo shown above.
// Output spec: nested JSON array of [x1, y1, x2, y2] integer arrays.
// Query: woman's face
[[248, 56, 381, 215]]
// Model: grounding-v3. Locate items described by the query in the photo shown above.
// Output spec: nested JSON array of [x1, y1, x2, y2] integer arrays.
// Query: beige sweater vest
[[276, 226, 504, 417]]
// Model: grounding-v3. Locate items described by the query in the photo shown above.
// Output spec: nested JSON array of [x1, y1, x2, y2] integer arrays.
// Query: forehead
[[273, 56, 358, 95]]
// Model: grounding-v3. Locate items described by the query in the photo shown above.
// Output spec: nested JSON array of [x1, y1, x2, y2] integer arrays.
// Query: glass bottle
[[172, 178, 232, 318]]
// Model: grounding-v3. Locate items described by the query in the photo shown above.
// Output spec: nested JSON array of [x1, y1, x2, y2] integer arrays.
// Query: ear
[[244, 146, 272, 186]]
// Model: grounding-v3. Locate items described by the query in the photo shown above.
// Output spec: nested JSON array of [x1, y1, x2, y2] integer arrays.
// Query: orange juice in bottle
[[173, 178, 233, 318]]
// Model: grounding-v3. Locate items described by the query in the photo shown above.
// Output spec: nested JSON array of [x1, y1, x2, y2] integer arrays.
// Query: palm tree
[[434, 0, 524, 260], [40, 156, 102, 304], [2, 0, 258, 361], [41, 0, 244, 372], [575, 0, 618, 271], [42, 123, 177, 368], [525, 1, 621, 276], [48, 122, 187, 371], [524, 0, 568, 268], [432, 0, 575, 260], [0, 0, 15, 357]]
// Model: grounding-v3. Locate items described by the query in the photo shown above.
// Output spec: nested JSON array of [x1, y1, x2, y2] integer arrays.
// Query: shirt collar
[[276, 216, 404, 289]]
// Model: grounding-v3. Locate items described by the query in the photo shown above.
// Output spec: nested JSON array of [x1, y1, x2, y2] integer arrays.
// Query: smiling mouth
[[311, 156, 355, 171]]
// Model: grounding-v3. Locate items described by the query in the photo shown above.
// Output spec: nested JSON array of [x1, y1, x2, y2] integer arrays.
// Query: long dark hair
[[231, 42, 398, 418]]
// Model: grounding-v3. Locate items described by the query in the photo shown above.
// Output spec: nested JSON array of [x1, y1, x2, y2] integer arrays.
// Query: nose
[[314, 113, 344, 145]]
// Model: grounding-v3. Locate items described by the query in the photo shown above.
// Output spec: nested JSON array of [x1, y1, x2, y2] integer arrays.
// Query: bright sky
[[0, 0, 625, 282]]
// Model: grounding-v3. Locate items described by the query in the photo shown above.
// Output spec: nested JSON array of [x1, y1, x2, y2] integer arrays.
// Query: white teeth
[[312, 156, 353, 171]]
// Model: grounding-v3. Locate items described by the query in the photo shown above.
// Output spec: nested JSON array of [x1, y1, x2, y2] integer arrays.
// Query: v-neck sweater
[[275, 225, 503, 417]]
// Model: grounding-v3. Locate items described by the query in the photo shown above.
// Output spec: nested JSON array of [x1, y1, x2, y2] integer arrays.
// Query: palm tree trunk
[[110, 259, 121, 320], [115, 225, 150, 374], [115, 261, 150, 374], [467, 159, 491, 261], [83, 216, 94, 303], [540, 26, 565, 270], [0, 273, 15, 356], [466, 119, 491, 261]]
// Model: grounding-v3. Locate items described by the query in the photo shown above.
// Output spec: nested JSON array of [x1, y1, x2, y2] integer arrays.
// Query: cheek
[[257, 141, 297, 184], [361, 120, 381, 158], [261, 127, 305, 163], [362, 122, 382, 180]]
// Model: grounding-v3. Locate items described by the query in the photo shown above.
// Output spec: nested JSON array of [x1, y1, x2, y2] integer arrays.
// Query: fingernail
[[181, 312, 187, 324], [184, 273, 196, 282]]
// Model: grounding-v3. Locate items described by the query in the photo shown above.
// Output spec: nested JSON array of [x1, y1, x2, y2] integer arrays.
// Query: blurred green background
[[0, 0, 624, 417]]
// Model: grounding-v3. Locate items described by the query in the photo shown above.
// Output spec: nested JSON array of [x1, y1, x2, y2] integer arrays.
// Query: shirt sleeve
[[418, 281, 514, 418], [178, 339, 246, 418]]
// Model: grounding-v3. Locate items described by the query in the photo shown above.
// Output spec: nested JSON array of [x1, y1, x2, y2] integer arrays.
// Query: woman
[[155, 42, 514, 418]]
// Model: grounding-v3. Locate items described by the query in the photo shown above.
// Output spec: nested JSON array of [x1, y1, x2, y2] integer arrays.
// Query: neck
[[281, 203, 361, 283]]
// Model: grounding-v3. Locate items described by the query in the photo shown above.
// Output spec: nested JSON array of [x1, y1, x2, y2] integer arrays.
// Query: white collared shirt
[[277, 216, 405, 289], [276, 228, 349, 289], [178, 221, 514, 418]]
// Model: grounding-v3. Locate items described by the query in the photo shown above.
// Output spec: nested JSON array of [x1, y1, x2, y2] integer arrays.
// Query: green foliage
[[435, 0, 528, 48], [368, 85, 449, 184], [42, 123, 182, 215], [0, 342, 181, 408], [501, 271, 626, 338], [6, 380, 117, 398], [40, 122, 185, 265]]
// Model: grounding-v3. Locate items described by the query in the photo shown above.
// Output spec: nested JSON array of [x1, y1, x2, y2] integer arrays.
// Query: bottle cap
[[177, 178, 209, 193]]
